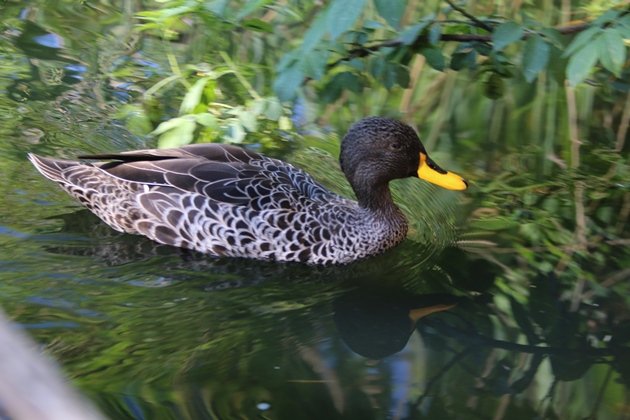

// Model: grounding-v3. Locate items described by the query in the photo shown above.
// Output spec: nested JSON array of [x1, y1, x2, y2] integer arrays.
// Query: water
[[1, 3, 629, 419]]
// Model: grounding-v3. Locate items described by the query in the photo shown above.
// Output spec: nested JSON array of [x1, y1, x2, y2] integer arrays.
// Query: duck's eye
[[390, 142, 402, 151]]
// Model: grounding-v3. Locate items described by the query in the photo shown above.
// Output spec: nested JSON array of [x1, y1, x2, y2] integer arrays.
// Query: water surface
[[0, 3, 628, 419]]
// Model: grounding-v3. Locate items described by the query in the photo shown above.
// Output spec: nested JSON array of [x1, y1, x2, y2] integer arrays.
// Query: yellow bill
[[417, 153, 468, 191], [409, 303, 457, 322]]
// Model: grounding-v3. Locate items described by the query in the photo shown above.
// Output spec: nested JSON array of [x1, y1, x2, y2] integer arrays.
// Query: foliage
[[1, 0, 629, 418], [110, 0, 630, 151]]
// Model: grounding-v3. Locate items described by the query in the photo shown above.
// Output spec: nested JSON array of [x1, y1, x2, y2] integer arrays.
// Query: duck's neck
[[354, 180, 406, 224]]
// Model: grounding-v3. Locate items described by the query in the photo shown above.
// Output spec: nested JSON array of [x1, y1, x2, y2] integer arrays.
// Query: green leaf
[[327, 0, 366, 40], [194, 113, 217, 128], [241, 18, 273, 33], [399, 20, 431, 45], [452, 50, 477, 71], [539, 28, 563, 47], [428, 23, 441, 46], [592, 9, 621, 26], [422, 48, 445, 71], [373, 0, 404, 29], [152, 117, 186, 136], [563, 26, 600, 57], [117, 105, 152, 136], [264, 98, 283, 120], [273, 65, 303, 101], [301, 11, 328, 53], [484, 73, 504, 99], [566, 42, 599, 86], [179, 77, 210, 115], [236, 0, 273, 20], [157, 118, 196, 148], [299, 49, 329, 80], [522, 35, 550, 82], [598, 28, 626, 76], [492, 22, 524, 52], [204, 0, 230, 17], [321, 72, 362, 103], [278, 116, 292, 130], [238, 109, 258, 132], [225, 120, 246, 143], [618, 14, 630, 38], [470, 217, 518, 231]]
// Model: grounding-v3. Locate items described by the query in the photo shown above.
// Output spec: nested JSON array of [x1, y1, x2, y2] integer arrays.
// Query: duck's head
[[340, 117, 468, 203]]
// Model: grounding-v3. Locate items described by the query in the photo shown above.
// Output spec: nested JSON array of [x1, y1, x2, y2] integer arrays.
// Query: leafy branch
[[329, 20, 592, 68]]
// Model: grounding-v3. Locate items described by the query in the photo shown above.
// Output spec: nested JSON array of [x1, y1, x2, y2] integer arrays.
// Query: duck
[[28, 117, 467, 265]]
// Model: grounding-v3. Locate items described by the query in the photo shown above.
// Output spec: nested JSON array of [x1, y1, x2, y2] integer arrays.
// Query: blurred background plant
[[0, 0, 629, 417]]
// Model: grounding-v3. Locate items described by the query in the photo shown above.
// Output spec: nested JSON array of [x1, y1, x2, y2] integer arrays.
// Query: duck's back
[[29, 144, 398, 264]]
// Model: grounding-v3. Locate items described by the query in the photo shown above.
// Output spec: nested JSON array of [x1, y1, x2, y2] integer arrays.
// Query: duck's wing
[[79, 143, 259, 163], [81, 143, 342, 210]]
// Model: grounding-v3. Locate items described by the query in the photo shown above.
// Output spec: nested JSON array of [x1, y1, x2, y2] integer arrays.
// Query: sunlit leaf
[[226, 120, 246, 143], [278, 116, 292, 130], [469, 217, 518, 231], [492, 22, 524, 52], [238, 110, 258, 132], [179, 77, 210, 115], [157, 118, 196, 148], [264, 98, 283, 120], [522, 35, 550, 82], [194, 113, 217, 128], [152, 117, 185, 136]]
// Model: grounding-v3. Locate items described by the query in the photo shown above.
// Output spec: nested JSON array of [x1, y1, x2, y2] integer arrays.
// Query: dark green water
[[1, 3, 628, 419]]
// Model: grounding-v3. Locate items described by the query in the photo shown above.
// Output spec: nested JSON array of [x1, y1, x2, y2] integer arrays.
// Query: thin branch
[[329, 21, 592, 69], [445, 0, 493, 32], [615, 90, 630, 152]]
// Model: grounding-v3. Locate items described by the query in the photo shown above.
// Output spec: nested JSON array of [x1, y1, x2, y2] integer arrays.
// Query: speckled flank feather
[[28, 142, 408, 264]]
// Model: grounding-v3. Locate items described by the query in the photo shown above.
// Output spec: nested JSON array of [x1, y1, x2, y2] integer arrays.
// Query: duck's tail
[[27, 154, 78, 184]]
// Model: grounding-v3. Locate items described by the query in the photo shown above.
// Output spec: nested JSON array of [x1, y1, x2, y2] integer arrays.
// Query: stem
[[425, 71, 457, 150], [220, 51, 261, 101], [399, 55, 426, 115], [615, 90, 630, 152], [143, 74, 182, 99], [445, 0, 493, 32], [162, 37, 190, 90], [565, 83, 580, 170]]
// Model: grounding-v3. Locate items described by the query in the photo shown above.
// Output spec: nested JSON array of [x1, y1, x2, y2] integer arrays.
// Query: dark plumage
[[28, 117, 467, 264]]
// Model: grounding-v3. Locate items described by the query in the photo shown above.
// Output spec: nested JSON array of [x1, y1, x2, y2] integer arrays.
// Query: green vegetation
[[0, 0, 628, 418]]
